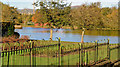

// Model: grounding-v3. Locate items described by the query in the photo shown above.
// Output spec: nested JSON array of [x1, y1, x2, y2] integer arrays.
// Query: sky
[[0, 0, 119, 9]]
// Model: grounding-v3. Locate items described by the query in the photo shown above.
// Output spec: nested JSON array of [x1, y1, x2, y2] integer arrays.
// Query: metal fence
[[1, 39, 61, 66], [1, 39, 120, 66], [61, 39, 109, 66]]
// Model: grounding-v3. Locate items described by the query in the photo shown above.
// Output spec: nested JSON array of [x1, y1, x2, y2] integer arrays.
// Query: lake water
[[15, 27, 120, 44]]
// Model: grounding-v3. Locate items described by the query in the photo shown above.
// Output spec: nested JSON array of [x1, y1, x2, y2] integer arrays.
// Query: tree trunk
[[81, 30, 85, 43], [50, 28, 53, 40]]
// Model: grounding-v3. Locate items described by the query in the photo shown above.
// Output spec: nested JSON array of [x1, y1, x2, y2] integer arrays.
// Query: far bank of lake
[[21, 24, 120, 31]]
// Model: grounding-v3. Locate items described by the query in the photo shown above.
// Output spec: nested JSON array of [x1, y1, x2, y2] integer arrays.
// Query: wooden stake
[[81, 28, 85, 43], [50, 28, 53, 40]]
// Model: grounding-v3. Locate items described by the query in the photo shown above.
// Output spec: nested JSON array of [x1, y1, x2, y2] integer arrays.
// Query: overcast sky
[[0, 0, 119, 9]]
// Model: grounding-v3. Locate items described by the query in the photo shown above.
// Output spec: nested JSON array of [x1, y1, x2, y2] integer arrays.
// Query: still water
[[15, 27, 120, 44]]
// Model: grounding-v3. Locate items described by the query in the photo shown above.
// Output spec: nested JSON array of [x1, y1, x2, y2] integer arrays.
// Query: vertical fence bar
[[7, 48, 9, 67], [30, 41, 32, 67], [96, 40, 98, 62], [39, 46, 41, 65], [58, 37, 61, 66], [68, 45, 70, 66], [35, 42, 36, 66], [7, 51, 10, 67], [94, 41, 96, 64], [107, 39, 110, 60], [61, 46, 64, 66], [81, 43, 83, 67], [83, 49, 86, 66], [47, 46, 49, 65], [78, 43, 80, 67], [32, 42, 34, 66], [86, 51, 88, 65], [85, 50, 88, 66], [14, 46, 15, 66], [56, 44, 57, 65], [118, 43, 120, 60], [10, 47, 12, 65], [23, 45, 25, 65], [14, 46, 17, 65], [14, 46, 15, 55], [2, 52, 4, 65], [84, 50, 86, 66], [7, 43, 10, 67]]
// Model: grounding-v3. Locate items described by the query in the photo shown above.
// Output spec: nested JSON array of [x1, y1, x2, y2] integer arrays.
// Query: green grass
[[2, 55, 59, 65]]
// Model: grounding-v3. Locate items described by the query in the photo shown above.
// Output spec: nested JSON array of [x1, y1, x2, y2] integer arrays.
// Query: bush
[[1, 22, 15, 37]]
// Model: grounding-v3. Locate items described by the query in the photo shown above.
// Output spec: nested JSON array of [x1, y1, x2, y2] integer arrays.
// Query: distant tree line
[[1, 2, 119, 30]]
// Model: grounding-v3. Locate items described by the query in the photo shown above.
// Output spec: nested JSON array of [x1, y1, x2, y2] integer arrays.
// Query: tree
[[35, 0, 71, 40], [1, 2, 21, 24], [0, 2, 21, 37]]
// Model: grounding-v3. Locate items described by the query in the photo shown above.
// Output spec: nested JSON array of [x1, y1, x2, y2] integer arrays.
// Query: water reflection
[[15, 27, 119, 44]]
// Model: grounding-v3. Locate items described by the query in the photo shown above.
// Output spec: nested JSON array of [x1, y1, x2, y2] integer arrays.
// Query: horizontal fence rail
[[62, 43, 109, 55]]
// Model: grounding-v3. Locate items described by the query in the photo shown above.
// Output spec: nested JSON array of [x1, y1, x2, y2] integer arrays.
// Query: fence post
[[96, 40, 98, 62], [14, 46, 15, 55], [85, 50, 88, 66], [2, 45, 4, 66], [34, 42, 36, 66], [58, 37, 61, 66], [78, 43, 80, 67], [84, 50, 86, 65], [118, 43, 120, 60], [94, 41, 96, 64], [2, 52, 4, 66], [30, 40, 32, 67], [68, 45, 70, 66], [7, 50, 10, 67], [32, 42, 35, 66], [81, 43, 83, 67], [61, 46, 64, 66], [107, 39, 110, 60], [7, 43, 10, 67], [47, 46, 49, 65]]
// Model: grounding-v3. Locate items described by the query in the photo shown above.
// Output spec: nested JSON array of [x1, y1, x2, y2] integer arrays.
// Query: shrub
[[1, 22, 15, 37]]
